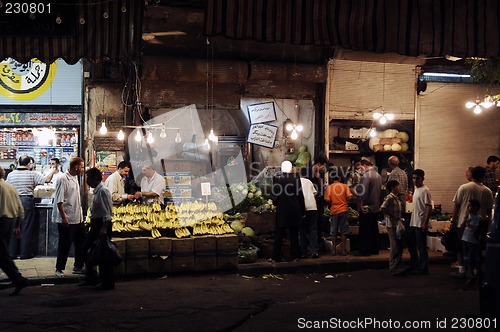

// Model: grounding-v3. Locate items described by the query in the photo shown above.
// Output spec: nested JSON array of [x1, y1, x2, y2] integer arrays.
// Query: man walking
[[6, 155, 54, 259], [53, 157, 86, 277], [0, 166, 29, 295], [104, 161, 134, 206], [483, 155, 499, 194]]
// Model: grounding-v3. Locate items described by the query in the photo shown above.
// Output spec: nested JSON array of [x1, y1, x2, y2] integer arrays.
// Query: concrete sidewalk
[[1, 250, 452, 288]]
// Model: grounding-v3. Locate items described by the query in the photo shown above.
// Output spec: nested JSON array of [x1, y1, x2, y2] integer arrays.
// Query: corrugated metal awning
[[0, 0, 143, 64], [205, 0, 500, 58]]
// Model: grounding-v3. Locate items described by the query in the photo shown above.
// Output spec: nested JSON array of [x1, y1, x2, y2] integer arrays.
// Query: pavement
[[1, 249, 452, 288]]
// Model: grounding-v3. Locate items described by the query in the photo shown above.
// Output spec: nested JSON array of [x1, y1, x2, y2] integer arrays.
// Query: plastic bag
[[441, 227, 458, 252], [396, 220, 406, 239], [238, 244, 259, 264], [87, 236, 122, 267]]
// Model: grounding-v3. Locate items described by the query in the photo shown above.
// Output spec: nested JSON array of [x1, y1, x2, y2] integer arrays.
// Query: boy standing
[[409, 169, 432, 275], [325, 175, 352, 256], [460, 199, 483, 284], [380, 180, 404, 275]]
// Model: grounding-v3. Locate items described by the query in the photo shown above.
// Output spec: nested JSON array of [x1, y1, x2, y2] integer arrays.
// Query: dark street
[[0, 264, 486, 332]]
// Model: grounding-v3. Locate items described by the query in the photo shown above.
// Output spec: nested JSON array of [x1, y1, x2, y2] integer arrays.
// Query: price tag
[[201, 182, 211, 196]]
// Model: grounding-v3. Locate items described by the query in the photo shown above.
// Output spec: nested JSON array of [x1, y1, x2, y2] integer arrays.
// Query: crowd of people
[[270, 153, 499, 284]]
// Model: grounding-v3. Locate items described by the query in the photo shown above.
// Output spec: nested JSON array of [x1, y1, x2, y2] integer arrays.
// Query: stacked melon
[[368, 130, 410, 152]]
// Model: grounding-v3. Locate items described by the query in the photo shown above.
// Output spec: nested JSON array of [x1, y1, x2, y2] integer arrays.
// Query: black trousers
[[273, 226, 300, 261], [55, 223, 86, 271], [0, 217, 25, 286], [83, 218, 114, 287], [358, 212, 380, 255]]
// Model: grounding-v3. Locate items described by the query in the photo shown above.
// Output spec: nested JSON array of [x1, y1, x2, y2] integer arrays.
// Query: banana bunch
[[192, 222, 234, 235], [138, 221, 152, 231], [151, 228, 162, 238], [113, 222, 141, 232], [175, 227, 191, 238]]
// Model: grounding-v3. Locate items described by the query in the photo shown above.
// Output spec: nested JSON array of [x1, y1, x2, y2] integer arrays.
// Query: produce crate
[[112, 238, 127, 275], [126, 256, 149, 275], [149, 256, 172, 273], [149, 237, 172, 256], [172, 256, 195, 272], [216, 234, 238, 270], [194, 236, 217, 254], [195, 253, 217, 271], [126, 237, 149, 257], [172, 238, 194, 255]]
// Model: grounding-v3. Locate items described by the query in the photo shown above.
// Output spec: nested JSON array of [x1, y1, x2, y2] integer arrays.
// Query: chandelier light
[[373, 111, 394, 125], [283, 119, 304, 140], [465, 95, 500, 115]]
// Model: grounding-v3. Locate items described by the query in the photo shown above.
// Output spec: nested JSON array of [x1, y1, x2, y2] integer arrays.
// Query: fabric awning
[[204, 0, 500, 58], [0, 0, 143, 64]]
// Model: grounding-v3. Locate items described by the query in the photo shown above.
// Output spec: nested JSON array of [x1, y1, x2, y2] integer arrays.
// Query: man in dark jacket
[[271, 161, 305, 262]]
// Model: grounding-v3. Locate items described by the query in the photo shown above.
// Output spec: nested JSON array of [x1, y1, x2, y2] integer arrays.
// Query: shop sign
[[0, 58, 82, 105], [94, 136, 125, 151], [0, 112, 81, 126], [247, 101, 276, 124], [247, 123, 278, 148]]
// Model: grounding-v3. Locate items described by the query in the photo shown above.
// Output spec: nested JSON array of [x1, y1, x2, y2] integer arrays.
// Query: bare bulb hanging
[[99, 121, 107, 135], [134, 130, 142, 142], [208, 128, 217, 142], [204, 138, 210, 150], [290, 129, 298, 140], [146, 132, 154, 144], [117, 130, 125, 141], [160, 127, 167, 138], [175, 131, 182, 143]]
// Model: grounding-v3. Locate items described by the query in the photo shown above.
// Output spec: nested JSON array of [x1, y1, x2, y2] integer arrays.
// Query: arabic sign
[[0, 112, 81, 126], [94, 136, 125, 151], [96, 115, 124, 132], [0, 58, 82, 105], [247, 123, 278, 148], [247, 101, 276, 124]]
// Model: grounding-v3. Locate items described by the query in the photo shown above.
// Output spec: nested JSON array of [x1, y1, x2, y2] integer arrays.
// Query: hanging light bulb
[[285, 119, 294, 132], [373, 112, 383, 120], [465, 101, 477, 109], [55, 13, 62, 24], [146, 131, 154, 144], [290, 129, 298, 140], [208, 128, 217, 142], [369, 128, 377, 137], [117, 130, 125, 141], [103, 10, 109, 19], [79, 17, 85, 25], [379, 116, 387, 125], [295, 124, 304, 132], [473, 105, 482, 114], [385, 113, 395, 121], [99, 121, 107, 135], [204, 138, 210, 149], [134, 130, 142, 142], [160, 127, 167, 139], [175, 130, 182, 143]]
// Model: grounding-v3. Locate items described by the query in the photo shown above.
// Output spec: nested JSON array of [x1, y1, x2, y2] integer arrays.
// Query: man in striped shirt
[[6, 155, 54, 259]]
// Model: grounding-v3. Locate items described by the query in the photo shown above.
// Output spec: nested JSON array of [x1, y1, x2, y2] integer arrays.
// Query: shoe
[[9, 278, 29, 296], [72, 267, 85, 275], [450, 271, 466, 279], [78, 280, 99, 287], [95, 284, 114, 291], [54, 270, 65, 278]]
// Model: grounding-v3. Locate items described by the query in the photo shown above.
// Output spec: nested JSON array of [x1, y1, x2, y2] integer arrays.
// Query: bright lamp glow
[[99, 122, 107, 135], [208, 128, 217, 142], [295, 124, 304, 132], [117, 130, 125, 141], [379, 116, 387, 125], [286, 123, 294, 131], [290, 129, 298, 140], [385, 113, 395, 120], [373, 112, 383, 120], [369, 128, 377, 137], [134, 130, 142, 142], [160, 127, 167, 138], [146, 132, 154, 144], [473, 105, 482, 114], [465, 101, 477, 109]]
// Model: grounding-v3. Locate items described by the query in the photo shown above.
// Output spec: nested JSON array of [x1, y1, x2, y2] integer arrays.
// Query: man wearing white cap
[[271, 161, 305, 262]]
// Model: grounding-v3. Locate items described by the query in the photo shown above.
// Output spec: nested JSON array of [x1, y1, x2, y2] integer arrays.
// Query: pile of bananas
[[111, 201, 234, 238], [348, 207, 359, 220]]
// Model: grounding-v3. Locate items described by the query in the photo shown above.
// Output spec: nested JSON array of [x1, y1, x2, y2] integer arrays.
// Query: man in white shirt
[[47, 158, 64, 189], [52, 157, 86, 277], [104, 161, 134, 206], [135, 163, 165, 205], [299, 167, 319, 258]]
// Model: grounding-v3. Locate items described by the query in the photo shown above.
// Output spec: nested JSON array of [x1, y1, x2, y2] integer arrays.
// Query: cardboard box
[[338, 127, 350, 138], [164, 187, 192, 198], [216, 234, 239, 253], [149, 237, 172, 256], [172, 256, 195, 272], [149, 256, 172, 273], [111, 238, 127, 276], [195, 254, 217, 271], [217, 252, 238, 270], [126, 237, 149, 257], [194, 236, 217, 254], [349, 127, 370, 139], [172, 238, 194, 255], [125, 256, 149, 274], [345, 142, 359, 151]]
